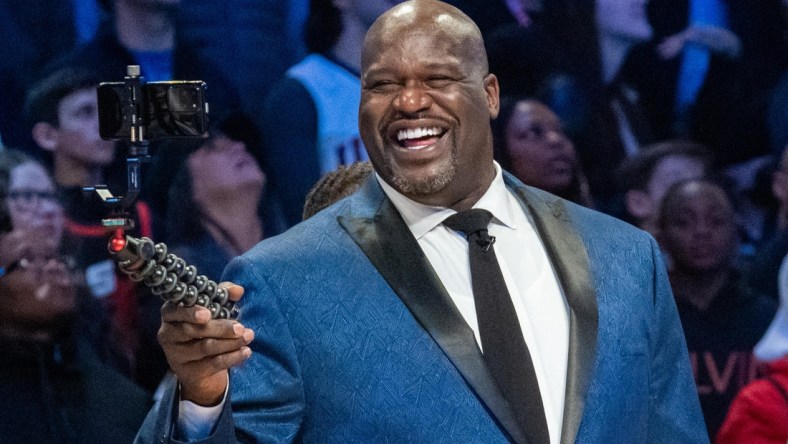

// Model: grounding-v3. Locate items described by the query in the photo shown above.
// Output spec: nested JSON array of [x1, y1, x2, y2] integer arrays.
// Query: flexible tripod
[[87, 65, 238, 319]]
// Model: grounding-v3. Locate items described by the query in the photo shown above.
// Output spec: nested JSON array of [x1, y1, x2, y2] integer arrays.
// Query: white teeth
[[397, 127, 443, 142]]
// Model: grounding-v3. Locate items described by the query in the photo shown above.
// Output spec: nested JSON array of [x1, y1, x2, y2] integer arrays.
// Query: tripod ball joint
[[109, 234, 239, 319]]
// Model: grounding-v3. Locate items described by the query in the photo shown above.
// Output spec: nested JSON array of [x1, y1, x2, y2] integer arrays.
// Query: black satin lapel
[[338, 194, 529, 444], [506, 177, 599, 444]]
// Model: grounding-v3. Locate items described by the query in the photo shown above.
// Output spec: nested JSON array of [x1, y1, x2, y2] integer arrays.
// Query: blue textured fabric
[[135, 175, 707, 443]]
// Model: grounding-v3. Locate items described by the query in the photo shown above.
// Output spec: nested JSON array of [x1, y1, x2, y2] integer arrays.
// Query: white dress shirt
[[377, 163, 569, 444]]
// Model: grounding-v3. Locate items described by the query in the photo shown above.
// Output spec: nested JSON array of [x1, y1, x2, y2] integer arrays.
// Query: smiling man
[[136, 1, 707, 443]]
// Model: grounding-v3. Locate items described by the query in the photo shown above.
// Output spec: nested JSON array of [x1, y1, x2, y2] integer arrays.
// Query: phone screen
[[144, 81, 209, 138], [97, 81, 209, 140]]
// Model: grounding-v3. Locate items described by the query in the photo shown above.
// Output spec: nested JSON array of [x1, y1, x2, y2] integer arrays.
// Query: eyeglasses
[[6, 189, 59, 212]]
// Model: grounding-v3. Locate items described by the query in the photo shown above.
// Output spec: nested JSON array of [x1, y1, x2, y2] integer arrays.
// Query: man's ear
[[484, 73, 500, 119], [32, 122, 58, 152], [625, 189, 653, 220]]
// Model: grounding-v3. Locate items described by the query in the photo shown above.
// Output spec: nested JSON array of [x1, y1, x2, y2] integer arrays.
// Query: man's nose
[[393, 84, 433, 115]]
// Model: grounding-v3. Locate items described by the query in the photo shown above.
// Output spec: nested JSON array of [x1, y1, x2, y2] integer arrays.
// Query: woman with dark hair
[[493, 97, 593, 207], [166, 132, 285, 281]]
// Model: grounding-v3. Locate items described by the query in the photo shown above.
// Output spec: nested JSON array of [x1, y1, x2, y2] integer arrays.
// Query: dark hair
[[491, 96, 527, 172], [0, 149, 37, 234], [658, 177, 734, 229], [304, 0, 343, 55], [164, 133, 269, 245], [491, 97, 593, 206], [617, 140, 714, 193], [24, 68, 101, 127], [303, 161, 373, 220]]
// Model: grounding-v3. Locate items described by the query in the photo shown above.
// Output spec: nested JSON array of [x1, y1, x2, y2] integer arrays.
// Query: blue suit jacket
[[136, 173, 707, 443]]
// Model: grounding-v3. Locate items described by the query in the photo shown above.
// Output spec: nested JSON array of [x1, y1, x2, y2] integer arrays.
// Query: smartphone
[[97, 81, 209, 140]]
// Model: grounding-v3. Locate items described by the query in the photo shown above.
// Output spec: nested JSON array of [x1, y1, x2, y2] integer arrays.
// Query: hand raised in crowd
[[157, 283, 254, 406], [658, 25, 742, 60], [0, 228, 62, 280]]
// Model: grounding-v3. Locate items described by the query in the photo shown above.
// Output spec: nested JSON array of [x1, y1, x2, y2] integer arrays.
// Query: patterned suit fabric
[[135, 172, 707, 444]]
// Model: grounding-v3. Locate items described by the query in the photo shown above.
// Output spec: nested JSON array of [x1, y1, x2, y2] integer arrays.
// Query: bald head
[[357, 0, 500, 209], [362, 0, 489, 77]]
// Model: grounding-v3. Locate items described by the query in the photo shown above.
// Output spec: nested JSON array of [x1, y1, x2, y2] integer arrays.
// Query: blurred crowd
[[0, 0, 785, 442]]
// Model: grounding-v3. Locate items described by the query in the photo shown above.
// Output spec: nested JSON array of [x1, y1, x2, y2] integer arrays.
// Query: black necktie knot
[[443, 209, 496, 251]]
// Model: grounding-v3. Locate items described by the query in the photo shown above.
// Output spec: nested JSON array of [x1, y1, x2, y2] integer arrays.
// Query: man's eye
[[368, 81, 399, 93], [425, 77, 453, 88]]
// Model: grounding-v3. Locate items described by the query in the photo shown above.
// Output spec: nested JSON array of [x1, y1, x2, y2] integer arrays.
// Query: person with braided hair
[[302, 161, 373, 220]]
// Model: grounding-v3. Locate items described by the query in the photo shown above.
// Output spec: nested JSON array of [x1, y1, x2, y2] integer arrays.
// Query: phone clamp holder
[[85, 65, 237, 319]]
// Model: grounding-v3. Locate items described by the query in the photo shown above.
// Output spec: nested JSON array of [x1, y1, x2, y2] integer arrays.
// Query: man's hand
[[158, 283, 254, 406]]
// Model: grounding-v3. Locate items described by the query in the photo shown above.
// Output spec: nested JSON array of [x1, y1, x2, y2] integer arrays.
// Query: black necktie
[[443, 209, 550, 444]]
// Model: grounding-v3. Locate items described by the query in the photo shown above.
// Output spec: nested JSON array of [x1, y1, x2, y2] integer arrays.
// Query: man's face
[[595, 0, 652, 43], [359, 7, 499, 208], [660, 182, 737, 273], [55, 88, 115, 167]]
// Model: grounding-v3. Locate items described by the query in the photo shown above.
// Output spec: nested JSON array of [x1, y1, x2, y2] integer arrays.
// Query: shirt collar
[[376, 162, 518, 240]]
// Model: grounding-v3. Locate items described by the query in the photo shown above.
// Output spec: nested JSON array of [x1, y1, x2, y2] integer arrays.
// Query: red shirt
[[716, 357, 788, 444]]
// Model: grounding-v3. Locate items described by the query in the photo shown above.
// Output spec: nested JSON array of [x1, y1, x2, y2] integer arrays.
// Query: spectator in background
[[42, 0, 242, 205], [617, 140, 712, 239], [0, 150, 63, 246], [716, 252, 788, 444], [43, 0, 238, 119], [0, 149, 110, 358], [659, 178, 777, 439], [745, 144, 788, 301], [259, 0, 402, 226], [492, 98, 593, 207], [166, 128, 286, 281], [175, 0, 306, 121], [624, 0, 786, 167], [25, 68, 167, 393], [0, 148, 150, 443], [444, 0, 543, 36], [0, 0, 107, 153], [537, 0, 656, 213], [302, 161, 374, 220]]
